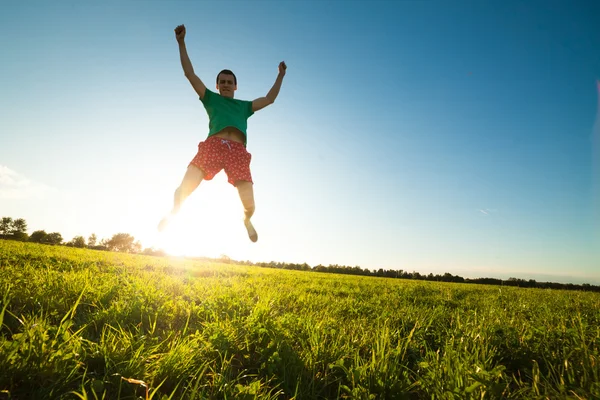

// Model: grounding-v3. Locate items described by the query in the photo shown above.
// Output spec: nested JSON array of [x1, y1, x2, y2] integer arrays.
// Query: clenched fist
[[174, 24, 186, 42], [279, 61, 287, 76]]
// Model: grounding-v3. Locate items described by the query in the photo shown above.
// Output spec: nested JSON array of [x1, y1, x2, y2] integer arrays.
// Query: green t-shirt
[[200, 89, 254, 146]]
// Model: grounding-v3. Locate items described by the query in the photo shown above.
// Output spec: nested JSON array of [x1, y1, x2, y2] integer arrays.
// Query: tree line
[[2, 216, 598, 292], [0, 216, 165, 256], [229, 261, 600, 293]]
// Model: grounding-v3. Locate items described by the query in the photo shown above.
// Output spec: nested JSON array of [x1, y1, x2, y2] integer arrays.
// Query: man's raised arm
[[175, 24, 207, 100], [252, 61, 287, 112]]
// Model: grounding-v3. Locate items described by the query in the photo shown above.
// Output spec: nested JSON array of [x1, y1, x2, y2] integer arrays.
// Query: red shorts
[[189, 136, 253, 186]]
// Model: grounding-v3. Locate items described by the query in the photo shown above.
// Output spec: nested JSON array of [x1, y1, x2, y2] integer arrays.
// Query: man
[[158, 24, 286, 243]]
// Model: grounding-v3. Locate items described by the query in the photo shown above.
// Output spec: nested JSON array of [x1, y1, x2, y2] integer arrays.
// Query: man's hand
[[278, 61, 287, 76], [174, 24, 186, 43]]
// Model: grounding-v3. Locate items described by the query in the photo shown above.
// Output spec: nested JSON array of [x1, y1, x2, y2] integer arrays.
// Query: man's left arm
[[252, 61, 287, 112]]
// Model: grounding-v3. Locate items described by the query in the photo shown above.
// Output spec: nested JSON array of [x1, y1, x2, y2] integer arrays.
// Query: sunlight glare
[[156, 175, 246, 258]]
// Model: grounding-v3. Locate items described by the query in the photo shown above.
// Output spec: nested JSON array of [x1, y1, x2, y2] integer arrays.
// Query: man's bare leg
[[236, 180, 257, 242], [158, 165, 205, 231]]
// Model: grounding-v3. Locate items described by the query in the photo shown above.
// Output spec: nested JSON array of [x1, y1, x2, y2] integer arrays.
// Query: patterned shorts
[[189, 136, 253, 186]]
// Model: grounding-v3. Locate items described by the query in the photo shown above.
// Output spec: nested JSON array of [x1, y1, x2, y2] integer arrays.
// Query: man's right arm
[[175, 25, 207, 99]]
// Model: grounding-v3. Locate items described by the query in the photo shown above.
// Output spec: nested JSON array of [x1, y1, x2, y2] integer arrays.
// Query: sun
[[128, 173, 252, 259], [156, 175, 246, 258]]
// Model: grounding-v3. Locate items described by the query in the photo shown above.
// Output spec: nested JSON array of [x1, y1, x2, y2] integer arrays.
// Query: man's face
[[217, 74, 237, 98]]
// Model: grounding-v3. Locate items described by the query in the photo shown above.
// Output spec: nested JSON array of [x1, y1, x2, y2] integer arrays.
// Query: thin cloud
[[0, 165, 57, 199], [479, 208, 498, 216]]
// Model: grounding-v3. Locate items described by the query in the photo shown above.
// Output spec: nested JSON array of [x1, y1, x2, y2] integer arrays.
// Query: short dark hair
[[216, 69, 237, 85]]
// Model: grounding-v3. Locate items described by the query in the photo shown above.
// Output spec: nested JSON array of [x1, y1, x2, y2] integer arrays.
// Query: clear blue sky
[[1, 1, 599, 284]]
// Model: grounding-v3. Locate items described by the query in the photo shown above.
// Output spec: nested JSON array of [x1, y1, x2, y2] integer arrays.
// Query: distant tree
[[29, 230, 48, 243], [133, 241, 142, 253], [505, 277, 527, 287], [528, 279, 537, 288], [11, 218, 27, 234], [47, 232, 63, 245], [68, 236, 86, 248], [89, 238, 109, 251], [313, 264, 326, 272], [143, 247, 167, 257], [0, 217, 28, 240], [10, 218, 28, 241], [89, 238, 110, 251], [88, 233, 97, 247], [107, 233, 137, 253], [411, 272, 422, 280], [11, 231, 28, 241], [0, 217, 13, 237], [300, 263, 312, 271]]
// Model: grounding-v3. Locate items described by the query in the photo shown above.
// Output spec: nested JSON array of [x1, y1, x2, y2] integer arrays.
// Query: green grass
[[0, 239, 599, 399]]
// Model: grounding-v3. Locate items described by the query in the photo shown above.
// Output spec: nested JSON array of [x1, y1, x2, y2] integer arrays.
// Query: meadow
[[0, 240, 599, 399]]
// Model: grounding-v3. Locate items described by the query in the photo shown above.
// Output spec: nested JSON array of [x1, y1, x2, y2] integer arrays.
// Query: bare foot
[[244, 218, 258, 242]]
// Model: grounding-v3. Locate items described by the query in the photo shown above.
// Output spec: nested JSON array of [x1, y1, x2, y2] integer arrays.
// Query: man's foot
[[244, 218, 258, 242]]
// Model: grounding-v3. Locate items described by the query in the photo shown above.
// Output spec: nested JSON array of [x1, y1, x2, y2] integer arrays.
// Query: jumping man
[[158, 24, 286, 242]]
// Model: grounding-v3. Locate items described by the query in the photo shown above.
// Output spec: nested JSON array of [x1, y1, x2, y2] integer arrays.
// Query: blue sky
[[1, 1, 599, 284]]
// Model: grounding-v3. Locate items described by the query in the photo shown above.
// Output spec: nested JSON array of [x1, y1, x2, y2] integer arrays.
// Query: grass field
[[0, 240, 599, 399]]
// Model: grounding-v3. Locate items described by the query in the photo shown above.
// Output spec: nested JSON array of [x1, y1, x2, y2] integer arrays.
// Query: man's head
[[216, 69, 237, 98]]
